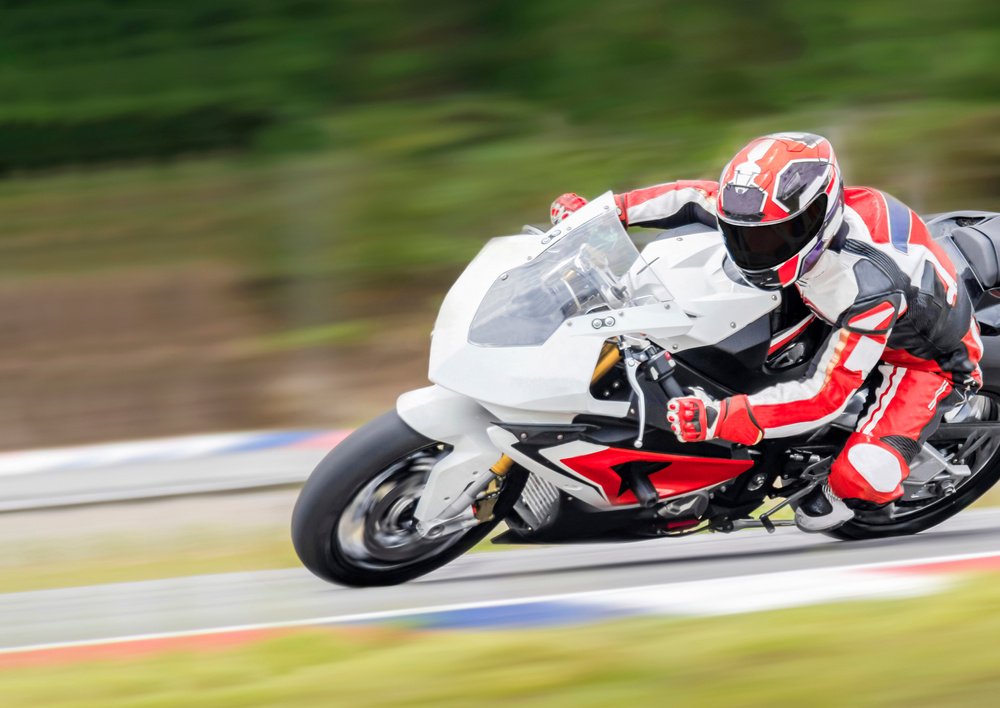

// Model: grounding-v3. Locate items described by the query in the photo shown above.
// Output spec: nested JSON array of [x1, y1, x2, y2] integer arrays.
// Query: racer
[[550, 133, 983, 532]]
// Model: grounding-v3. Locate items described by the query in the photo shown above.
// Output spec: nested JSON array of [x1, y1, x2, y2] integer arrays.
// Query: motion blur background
[[3, 3, 1000, 705], [3, 0, 998, 450]]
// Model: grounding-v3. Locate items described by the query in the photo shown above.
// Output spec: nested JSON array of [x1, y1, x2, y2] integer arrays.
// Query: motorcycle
[[292, 193, 1000, 587]]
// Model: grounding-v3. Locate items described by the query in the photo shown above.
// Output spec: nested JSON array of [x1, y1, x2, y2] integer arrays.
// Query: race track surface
[[4, 507, 1000, 652]]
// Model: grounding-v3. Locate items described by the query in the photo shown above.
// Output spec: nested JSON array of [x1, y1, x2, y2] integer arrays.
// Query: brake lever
[[622, 346, 647, 449]]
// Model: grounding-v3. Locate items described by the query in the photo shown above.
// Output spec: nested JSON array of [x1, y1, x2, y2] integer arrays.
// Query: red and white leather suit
[[615, 182, 983, 504]]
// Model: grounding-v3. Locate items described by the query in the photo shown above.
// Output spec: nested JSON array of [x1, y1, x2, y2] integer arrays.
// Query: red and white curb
[[1, 550, 998, 667]]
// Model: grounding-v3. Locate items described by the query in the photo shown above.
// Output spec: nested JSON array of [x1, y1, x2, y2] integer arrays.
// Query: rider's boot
[[793, 481, 854, 533]]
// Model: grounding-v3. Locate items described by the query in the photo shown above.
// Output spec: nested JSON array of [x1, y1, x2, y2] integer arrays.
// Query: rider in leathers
[[550, 132, 983, 532]]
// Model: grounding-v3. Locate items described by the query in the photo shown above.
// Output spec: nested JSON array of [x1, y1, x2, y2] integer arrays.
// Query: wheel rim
[[856, 391, 1000, 524], [335, 445, 468, 570]]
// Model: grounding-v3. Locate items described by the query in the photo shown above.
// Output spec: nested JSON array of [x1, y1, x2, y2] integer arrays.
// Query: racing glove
[[550, 193, 588, 225], [666, 394, 763, 445]]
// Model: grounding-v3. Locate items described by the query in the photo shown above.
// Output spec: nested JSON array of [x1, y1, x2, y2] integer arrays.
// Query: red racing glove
[[666, 394, 763, 445], [550, 193, 588, 225], [667, 395, 719, 442]]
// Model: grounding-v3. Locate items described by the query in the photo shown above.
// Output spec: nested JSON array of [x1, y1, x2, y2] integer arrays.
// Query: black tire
[[827, 390, 1000, 541], [291, 410, 526, 587]]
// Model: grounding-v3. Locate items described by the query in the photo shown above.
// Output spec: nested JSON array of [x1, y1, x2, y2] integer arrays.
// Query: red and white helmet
[[716, 132, 844, 290]]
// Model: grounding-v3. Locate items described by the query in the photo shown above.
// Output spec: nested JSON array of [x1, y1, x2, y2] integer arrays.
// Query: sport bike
[[292, 193, 1000, 587]]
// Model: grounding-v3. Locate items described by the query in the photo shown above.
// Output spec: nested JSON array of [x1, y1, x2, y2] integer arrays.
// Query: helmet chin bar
[[736, 237, 819, 291], [738, 267, 785, 291], [735, 192, 846, 292]]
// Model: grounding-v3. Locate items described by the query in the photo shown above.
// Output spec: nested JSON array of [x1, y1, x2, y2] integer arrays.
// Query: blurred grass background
[[4, 573, 1000, 706], [0, 0, 998, 447]]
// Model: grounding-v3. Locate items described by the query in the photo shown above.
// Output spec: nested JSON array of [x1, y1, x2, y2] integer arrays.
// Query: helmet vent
[[720, 184, 766, 222]]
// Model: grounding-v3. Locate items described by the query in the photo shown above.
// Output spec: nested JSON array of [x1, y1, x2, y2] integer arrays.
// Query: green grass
[[0, 99, 996, 284], [0, 524, 299, 595], [3, 574, 1000, 706], [245, 320, 378, 353], [0, 0, 997, 172]]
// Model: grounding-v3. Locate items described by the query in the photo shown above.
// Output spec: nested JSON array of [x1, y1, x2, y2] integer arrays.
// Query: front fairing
[[428, 193, 691, 416]]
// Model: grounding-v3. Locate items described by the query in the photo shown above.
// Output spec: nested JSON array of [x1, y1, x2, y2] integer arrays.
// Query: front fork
[[398, 339, 689, 538], [421, 454, 516, 539], [397, 384, 530, 537]]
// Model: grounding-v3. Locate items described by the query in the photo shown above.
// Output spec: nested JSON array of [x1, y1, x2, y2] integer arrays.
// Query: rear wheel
[[828, 391, 1000, 540], [291, 410, 525, 587]]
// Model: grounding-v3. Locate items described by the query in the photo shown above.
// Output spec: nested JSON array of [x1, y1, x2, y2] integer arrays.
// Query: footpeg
[[725, 518, 795, 533]]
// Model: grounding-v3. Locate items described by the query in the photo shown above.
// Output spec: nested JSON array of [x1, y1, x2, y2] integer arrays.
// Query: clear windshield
[[469, 199, 671, 347]]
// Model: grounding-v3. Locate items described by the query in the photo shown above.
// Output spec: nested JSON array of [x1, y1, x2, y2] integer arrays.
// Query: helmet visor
[[720, 193, 828, 272]]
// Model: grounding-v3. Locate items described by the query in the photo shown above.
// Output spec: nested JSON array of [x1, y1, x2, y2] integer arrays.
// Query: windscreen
[[468, 206, 669, 347]]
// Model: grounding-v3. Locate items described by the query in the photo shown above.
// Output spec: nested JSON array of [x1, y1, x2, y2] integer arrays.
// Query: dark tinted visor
[[720, 193, 828, 271]]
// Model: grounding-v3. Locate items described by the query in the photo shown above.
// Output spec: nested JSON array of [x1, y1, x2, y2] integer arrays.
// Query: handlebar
[[659, 372, 686, 399], [643, 348, 688, 399]]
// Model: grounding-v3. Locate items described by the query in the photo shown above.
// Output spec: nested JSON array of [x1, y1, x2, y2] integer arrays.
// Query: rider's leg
[[795, 365, 955, 532], [830, 366, 955, 503]]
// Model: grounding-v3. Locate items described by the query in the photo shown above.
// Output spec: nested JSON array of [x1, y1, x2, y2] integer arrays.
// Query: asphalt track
[[4, 507, 1000, 653]]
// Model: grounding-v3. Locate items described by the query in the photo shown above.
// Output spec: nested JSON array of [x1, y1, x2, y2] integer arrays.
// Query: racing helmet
[[716, 132, 844, 290]]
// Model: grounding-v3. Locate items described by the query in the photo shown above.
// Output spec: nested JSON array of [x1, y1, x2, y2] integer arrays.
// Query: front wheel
[[291, 410, 525, 587]]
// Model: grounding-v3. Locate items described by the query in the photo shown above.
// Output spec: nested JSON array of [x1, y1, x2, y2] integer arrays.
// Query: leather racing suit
[[614, 181, 984, 504]]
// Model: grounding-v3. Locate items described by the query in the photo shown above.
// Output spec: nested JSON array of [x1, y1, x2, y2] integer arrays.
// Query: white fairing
[[641, 230, 781, 352], [487, 426, 612, 509], [399, 193, 781, 527], [428, 198, 685, 417], [397, 386, 503, 522]]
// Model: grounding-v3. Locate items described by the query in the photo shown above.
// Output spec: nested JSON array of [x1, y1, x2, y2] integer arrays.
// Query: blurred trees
[[0, 0, 997, 445], [0, 0, 996, 169]]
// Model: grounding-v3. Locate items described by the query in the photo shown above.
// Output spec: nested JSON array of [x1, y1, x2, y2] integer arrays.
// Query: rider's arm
[[614, 180, 719, 230], [736, 297, 903, 440]]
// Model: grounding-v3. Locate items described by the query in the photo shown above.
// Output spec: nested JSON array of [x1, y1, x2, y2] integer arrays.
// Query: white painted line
[[0, 432, 263, 478], [588, 566, 943, 617], [0, 429, 339, 479], [3, 548, 998, 656]]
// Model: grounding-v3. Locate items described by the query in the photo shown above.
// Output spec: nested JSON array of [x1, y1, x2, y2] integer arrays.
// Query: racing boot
[[793, 481, 854, 533]]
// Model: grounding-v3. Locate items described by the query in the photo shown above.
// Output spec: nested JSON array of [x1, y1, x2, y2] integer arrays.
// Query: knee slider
[[830, 433, 910, 504]]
